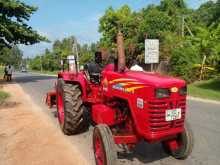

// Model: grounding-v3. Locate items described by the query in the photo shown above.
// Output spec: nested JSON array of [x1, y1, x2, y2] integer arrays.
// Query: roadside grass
[[0, 91, 9, 104], [0, 66, 10, 103], [0, 66, 4, 77], [188, 79, 220, 101]]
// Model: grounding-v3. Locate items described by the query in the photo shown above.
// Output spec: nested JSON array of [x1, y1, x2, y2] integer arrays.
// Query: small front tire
[[162, 123, 194, 159], [93, 124, 117, 165]]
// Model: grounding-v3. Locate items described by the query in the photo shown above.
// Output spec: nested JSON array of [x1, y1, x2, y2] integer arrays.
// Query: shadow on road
[[14, 75, 56, 84], [118, 141, 169, 164], [0, 73, 56, 85]]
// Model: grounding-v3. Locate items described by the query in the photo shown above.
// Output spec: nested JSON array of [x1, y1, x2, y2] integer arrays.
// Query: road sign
[[145, 39, 159, 64], [67, 55, 76, 72], [67, 55, 75, 64]]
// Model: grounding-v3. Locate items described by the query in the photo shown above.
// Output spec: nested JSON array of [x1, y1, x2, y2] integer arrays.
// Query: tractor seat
[[84, 63, 101, 84]]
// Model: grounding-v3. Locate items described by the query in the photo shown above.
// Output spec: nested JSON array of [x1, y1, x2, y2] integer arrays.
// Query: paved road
[[13, 72, 220, 165]]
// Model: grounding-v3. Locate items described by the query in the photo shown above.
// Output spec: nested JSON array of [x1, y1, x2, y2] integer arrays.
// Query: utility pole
[[199, 55, 207, 81], [185, 23, 194, 37], [181, 15, 194, 37], [72, 38, 79, 72], [182, 15, 185, 37]]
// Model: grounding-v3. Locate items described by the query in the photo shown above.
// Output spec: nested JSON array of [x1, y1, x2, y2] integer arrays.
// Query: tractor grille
[[148, 99, 186, 132]]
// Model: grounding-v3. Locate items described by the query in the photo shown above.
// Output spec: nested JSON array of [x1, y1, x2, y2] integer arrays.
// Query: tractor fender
[[58, 72, 87, 99]]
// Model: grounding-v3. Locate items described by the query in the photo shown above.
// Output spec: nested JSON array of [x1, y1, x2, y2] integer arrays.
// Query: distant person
[[130, 60, 143, 71], [6, 65, 13, 81], [3, 65, 8, 80]]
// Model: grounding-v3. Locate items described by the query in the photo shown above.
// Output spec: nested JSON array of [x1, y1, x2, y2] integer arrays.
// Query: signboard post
[[145, 39, 159, 71]]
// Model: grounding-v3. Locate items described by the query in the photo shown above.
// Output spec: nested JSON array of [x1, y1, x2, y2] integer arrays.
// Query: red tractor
[[48, 31, 193, 165]]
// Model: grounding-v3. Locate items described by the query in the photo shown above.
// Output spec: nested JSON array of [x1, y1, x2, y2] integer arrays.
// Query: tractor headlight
[[155, 88, 170, 99], [179, 86, 187, 96]]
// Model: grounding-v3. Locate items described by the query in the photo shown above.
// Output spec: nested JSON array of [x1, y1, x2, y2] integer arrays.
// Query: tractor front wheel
[[56, 78, 87, 135], [162, 123, 194, 159], [93, 124, 117, 165]]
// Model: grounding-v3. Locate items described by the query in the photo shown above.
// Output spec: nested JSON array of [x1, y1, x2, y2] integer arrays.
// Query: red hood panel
[[125, 71, 185, 87]]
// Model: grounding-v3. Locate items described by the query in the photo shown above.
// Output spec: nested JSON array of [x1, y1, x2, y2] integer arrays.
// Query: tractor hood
[[124, 70, 185, 88]]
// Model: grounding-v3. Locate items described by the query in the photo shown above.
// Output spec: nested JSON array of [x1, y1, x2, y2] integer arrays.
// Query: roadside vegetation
[[0, 0, 47, 104], [0, 66, 4, 75], [28, 0, 220, 100], [0, 91, 9, 104], [28, 39, 97, 71], [0, 66, 9, 104], [0, 0, 219, 101], [188, 79, 220, 101], [0, 0, 47, 69], [28, 0, 220, 82]]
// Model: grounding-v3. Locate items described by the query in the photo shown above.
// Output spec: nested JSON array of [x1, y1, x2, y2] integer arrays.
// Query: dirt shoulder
[[0, 83, 88, 165]]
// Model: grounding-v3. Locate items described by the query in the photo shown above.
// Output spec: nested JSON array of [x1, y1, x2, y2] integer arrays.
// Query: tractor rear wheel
[[93, 124, 117, 165], [162, 123, 194, 159], [56, 78, 87, 135]]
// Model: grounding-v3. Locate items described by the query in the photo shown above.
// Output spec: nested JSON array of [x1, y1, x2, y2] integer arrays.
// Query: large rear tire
[[93, 124, 117, 165], [162, 123, 194, 159], [56, 78, 88, 135]]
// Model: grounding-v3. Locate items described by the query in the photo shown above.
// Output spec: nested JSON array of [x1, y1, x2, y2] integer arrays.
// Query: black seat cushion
[[84, 63, 101, 84]]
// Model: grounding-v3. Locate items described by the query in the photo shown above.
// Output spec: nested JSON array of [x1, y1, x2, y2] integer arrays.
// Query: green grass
[[0, 90, 9, 104], [188, 79, 220, 101], [0, 66, 9, 103], [0, 66, 4, 76]]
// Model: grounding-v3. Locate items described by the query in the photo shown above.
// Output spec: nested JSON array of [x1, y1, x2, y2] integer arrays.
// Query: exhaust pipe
[[117, 31, 126, 72]]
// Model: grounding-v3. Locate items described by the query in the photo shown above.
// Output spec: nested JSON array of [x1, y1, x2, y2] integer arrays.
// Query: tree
[[0, 45, 23, 68], [99, 5, 138, 48], [0, 0, 47, 49], [97, 0, 220, 81], [99, 5, 142, 64], [194, 1, 215, 27], [159, 0, 186, 16], [29, 0, 220, 81], [29, 55, 41, 70], [212, 0, 220, 24], [170, 44, 201, 82], [29, 36, 98, 71], [138, 7, 172, 39]]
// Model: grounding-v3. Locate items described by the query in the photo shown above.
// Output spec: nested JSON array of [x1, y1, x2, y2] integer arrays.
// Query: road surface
[[13, 72, 220, 165]]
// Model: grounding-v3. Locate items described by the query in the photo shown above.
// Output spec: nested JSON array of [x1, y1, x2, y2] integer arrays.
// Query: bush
[[170, 45, 201, 82]]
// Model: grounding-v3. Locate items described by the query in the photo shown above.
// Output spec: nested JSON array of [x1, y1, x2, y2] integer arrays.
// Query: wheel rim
[[176, 133, 184, 150], [95, 135, 105, 165], [57, 91, 64, 124]]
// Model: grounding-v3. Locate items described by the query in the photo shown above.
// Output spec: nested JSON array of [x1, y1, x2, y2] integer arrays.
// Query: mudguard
[[58, 71, 88, 99]]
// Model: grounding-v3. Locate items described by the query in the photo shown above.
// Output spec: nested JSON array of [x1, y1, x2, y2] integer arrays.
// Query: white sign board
[[145, 39, 159, 64], [67, 55, 75, 64], [67, 55, 76, 72]]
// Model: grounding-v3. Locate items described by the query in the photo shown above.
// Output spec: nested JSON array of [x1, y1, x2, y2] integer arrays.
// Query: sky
[[19, 0, 209, 58]]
